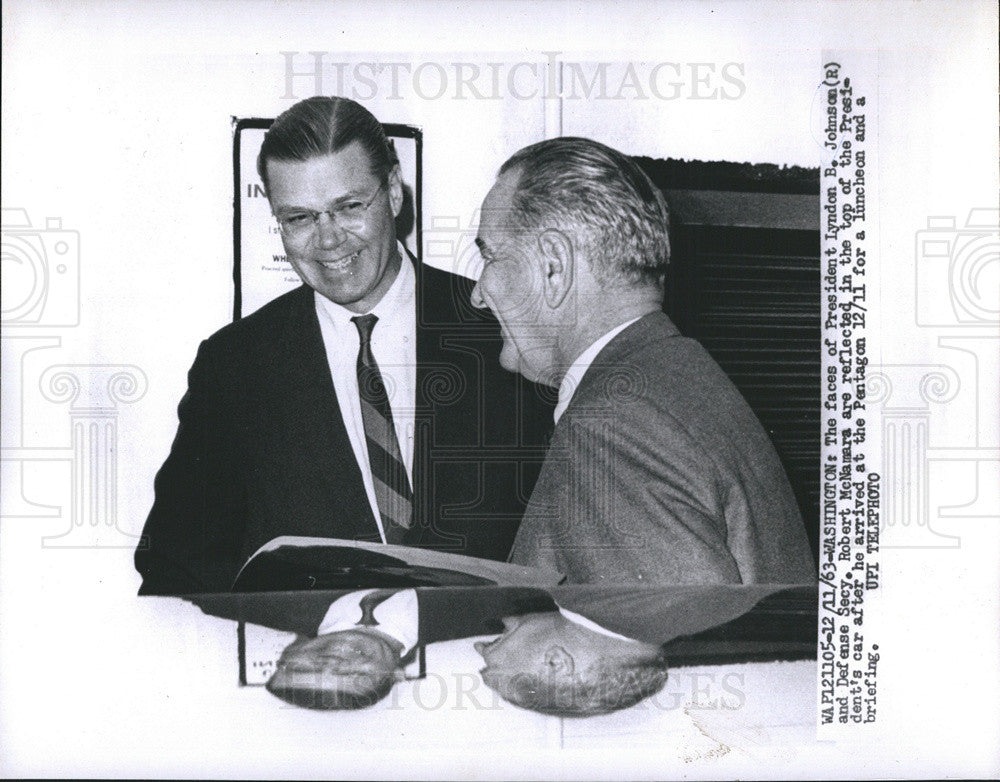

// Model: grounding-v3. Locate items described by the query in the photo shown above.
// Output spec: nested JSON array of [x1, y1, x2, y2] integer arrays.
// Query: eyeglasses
[[271, 645, 426, 682], [274, 181, 386, 242]]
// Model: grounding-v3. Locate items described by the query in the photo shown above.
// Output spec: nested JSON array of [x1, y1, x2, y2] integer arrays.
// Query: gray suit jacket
[[553, 584, 816, 665], [510, 312, 816, 584]]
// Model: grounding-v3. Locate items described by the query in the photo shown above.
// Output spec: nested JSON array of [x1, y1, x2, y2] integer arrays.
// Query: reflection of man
[[472, 604, 669, 716], [266, 589, 418, 710], [136, 97, 549, 595], [263, 587, 667, 713], [258, 587, 557, 710], [476, 585, 814, 716], [470, 137, 816, 584], [215, 584, 811, 716]]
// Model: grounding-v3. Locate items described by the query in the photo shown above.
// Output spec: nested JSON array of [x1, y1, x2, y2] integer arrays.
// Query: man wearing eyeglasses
[[189, 584, 815, 715], [135, 96, 551, 595], [256, 586, 560, 711]]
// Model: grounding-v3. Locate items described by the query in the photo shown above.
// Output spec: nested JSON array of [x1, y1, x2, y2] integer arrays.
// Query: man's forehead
[[265, 144, 378, 197], [480, 171, 520, 224]]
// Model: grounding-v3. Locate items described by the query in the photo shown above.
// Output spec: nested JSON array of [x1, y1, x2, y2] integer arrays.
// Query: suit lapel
[[410, 259, 440, 544], [412, 252, 439, 414], [268, 286, 381, 542], [409, 260, 478, 546]]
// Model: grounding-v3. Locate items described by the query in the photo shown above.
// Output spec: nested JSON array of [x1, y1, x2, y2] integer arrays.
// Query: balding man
[[471, 137, 816, 584]]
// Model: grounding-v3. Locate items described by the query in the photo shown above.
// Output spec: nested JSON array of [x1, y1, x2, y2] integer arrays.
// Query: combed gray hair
[[499, 137, 670, 288]]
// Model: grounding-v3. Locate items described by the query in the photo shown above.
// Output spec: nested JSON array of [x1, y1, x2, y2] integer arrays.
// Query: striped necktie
[[351, 314, 413, 543]]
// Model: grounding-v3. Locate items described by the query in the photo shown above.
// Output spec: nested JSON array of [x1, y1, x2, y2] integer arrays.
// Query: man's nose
[[315, 213, 348, 249], [470, 280, 487, 309]]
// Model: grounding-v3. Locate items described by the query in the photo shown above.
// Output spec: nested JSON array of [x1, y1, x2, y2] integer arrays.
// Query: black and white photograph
[[1, 1, 997, 778]]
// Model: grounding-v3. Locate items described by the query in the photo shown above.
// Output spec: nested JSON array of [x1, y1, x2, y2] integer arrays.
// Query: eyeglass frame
[[269, 644, 426, 682], [272, 179, 388, 241]]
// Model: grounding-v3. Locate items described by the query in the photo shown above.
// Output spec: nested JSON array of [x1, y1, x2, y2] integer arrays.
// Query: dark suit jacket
[[510, 312, 816, 584], [136, 261, 552, 595]]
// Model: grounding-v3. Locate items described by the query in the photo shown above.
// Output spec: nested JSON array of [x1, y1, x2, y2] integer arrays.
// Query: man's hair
[[265, 669, 396, 711], [492, 651, 670, 718], [498, 136, 671, 288], [256, 96, 399, 193]]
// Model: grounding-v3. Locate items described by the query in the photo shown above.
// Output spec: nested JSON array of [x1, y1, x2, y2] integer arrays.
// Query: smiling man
[[471, 137, 816, 584], [265, 588, 416, 710], [248, 586, 560, 710], [241, 584, 814, 716], [258, 584, 667, 714], [266, 589, 669, 714], [135, 97, 550, 595]]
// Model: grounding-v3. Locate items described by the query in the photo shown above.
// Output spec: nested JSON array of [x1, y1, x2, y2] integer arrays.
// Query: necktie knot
[[351, 314, 378, 346], [357, 589, 396, 626]]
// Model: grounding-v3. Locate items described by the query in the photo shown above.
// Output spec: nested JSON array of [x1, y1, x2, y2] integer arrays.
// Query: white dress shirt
[[553, 316, 643, 424], [314, 244, 417, 543], [316, 588, 419, 656]]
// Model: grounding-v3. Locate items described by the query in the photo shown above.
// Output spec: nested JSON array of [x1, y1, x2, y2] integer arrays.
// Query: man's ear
[[392, 666, 408, 682], [537, 229, 574, 309], [543, 645, 575, 676], [387, 164, 404, 218]]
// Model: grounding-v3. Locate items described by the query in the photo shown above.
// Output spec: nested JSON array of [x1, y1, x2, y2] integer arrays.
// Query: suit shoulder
[[599, 314, 738, 392], [417, 264, 494, 328], [421, 263, 474, 292], [201, 286, 310, 350]]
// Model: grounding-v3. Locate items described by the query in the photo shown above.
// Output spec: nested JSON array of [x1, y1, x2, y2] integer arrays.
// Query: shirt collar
[[557, 605, 640, 643], [553, 316, 642, 424], [316, 588, 419, 657], [314, 241, 415, 330]]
